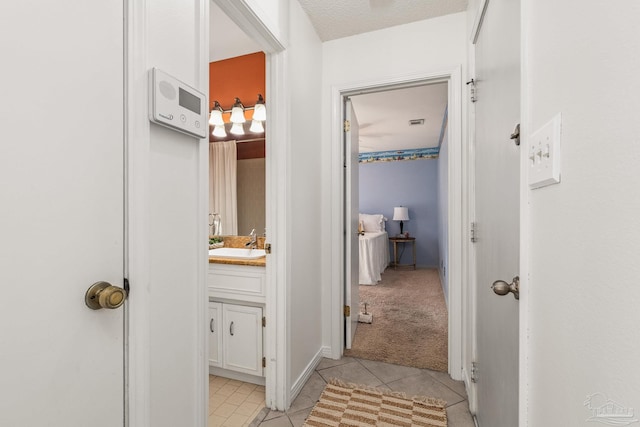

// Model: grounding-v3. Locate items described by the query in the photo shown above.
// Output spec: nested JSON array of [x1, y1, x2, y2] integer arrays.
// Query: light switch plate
[[528, 113, 561, 189]]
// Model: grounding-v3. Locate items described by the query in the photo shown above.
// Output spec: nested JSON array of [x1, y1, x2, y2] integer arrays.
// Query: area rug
[[345, 268, 448, 372], [303, 379, 447, 427]]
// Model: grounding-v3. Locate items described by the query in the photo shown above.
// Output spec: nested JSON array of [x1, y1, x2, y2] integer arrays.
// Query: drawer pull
[[230, 321, 235, 336], [210, 318, 215, 333]]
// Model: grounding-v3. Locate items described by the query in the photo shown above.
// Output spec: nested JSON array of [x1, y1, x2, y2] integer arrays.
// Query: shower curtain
[[209, 140, 238, 235]]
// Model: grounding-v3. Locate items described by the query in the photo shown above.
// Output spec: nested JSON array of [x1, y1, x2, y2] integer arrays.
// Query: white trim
[[329, 67, 465, 380], [211, 0, 289, 411], [290, 348, 324, 403], [321, 346, 333, 358], [125, 0, 151, 425], [471, 0, 490, 44], [209, 367, 266, 386], [519, 0, 531, 425], [195, 1, 210, 426]]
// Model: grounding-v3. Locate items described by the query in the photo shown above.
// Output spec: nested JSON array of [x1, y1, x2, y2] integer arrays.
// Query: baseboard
[[210, 366, 265, 386], [290, 347, 324, 403], [321, 345, 333, 358]]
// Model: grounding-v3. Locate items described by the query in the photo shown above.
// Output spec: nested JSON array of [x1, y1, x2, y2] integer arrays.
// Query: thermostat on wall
[[149, 68, 208, 138]]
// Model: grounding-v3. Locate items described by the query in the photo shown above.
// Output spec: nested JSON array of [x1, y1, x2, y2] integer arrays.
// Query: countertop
[[208, 235, 266, 267]]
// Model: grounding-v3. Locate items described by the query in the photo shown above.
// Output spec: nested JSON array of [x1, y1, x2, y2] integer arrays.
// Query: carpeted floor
[[345, 268, 448, 372], [304, 379, 447, 427]]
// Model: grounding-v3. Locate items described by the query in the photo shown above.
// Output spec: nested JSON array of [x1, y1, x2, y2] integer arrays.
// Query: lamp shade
[[209, 101, 224, 126], [230, 122, 245, 135], [249, 119, 264, 133], [212, 125, 227, 137], [230, 98, 246, 123], [393, 207, 409, 221]]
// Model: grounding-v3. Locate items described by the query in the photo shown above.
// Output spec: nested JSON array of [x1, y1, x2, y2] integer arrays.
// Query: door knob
[[85, 281, 128, 310], [491, 276, 520, 300]]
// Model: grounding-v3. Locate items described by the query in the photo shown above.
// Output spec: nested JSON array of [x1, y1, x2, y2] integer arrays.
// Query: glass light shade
[[230, 122, 245, 135], [249, 119, 264, 133], [392, 206, 410, 221], [252, 103, 266, 121], [209, 109, 224, 126], [212, 125, 227, 137]]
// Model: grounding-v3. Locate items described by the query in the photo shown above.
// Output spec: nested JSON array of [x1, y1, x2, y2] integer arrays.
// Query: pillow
[[359, 213, 386, 232]]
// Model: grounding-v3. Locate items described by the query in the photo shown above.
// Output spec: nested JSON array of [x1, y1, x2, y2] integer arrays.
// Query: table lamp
[[393, 206, 410, 236]]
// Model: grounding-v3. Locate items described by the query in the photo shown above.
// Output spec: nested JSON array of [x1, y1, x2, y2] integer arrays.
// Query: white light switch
[[528, 113, 561, 189]]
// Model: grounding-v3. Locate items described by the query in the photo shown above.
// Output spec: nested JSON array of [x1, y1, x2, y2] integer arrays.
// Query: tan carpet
[[345, 268, 448, 372], [303, 379, 447, 427]]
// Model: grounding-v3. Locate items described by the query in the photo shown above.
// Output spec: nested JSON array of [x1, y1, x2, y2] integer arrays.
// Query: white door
[[344, 98, 360, 349], [474, 0, 521, 425], [0, 2, 125, 426], [223, 304, 264, 376]]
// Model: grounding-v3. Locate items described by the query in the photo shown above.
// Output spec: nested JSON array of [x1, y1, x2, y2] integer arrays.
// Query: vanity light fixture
[[209, 94, 266, 138]]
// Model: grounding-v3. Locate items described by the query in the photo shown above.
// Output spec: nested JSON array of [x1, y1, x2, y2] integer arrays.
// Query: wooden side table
[[389, 237, 416, 270]]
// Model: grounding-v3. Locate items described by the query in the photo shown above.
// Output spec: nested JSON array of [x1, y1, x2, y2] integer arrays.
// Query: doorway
[[344, 83, 450, 372], [329, 68, 466, 381]]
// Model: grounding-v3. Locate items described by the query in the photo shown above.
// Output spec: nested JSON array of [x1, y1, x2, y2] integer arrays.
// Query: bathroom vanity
[[208, 251, 266, 385]]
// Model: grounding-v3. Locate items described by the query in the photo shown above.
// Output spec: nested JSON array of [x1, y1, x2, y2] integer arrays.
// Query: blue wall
[[359, 159, 439, 267]]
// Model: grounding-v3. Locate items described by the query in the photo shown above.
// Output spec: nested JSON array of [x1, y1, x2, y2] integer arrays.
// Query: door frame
[[125, 1, 290, 424], [329, 67, 466, 380]]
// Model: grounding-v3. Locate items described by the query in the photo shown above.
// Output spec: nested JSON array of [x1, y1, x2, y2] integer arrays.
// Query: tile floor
[[250, 357, 475, 427], [208, 375, 266, 427]]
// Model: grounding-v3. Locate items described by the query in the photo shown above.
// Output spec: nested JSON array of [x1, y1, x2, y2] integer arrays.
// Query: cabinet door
[[222, 304, 263, 376], [209, 302, 223, 367]]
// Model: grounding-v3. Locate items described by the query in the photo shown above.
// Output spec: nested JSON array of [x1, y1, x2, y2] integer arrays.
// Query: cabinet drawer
[[208, 264, 265, 300]]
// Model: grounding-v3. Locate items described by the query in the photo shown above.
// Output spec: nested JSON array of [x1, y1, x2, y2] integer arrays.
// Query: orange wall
[[209, 52, 265, 122]]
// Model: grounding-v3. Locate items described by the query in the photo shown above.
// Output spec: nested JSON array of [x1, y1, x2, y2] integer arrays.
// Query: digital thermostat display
[[149, 68, 207, 138]]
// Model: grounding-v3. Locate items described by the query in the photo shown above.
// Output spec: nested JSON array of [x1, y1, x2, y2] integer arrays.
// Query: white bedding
[[359, 231, 390, 285]]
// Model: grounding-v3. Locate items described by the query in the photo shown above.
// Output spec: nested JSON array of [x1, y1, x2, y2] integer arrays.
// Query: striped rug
[[303, 379, 447, 427]]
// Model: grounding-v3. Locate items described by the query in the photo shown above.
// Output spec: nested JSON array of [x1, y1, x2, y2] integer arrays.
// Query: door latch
[[510, 123, 521, 146]]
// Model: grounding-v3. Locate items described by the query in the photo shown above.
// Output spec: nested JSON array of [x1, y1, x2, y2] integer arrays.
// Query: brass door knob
[[85, 281, 127, 310]]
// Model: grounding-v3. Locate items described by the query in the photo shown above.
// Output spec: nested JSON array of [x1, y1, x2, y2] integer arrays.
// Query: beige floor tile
[[214, 403, 239, 418], [226, 392, 250, 406], [223, 414, 249, 427], [209, 415, 227, 427], [235, 401, 261, 416], [219, 383, 241, 396], [238, 383, 258, 394], [246, 390, 266, 404], [226, 379, 244, 387]]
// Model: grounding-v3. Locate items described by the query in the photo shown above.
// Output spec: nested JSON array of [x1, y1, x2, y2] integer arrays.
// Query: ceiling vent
[[409, 119, 425, 126]]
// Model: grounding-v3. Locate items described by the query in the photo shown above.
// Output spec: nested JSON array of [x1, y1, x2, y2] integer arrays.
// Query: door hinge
[[466, 79, 477, 103], [470, 222, 478, 243], [344, 120, 351, 132], [471, 361, 478, 383], [265, 243, 271, 254], [262, 357, 266, 368], [262, 316, 266, 327], [344, 305, 351, 317]]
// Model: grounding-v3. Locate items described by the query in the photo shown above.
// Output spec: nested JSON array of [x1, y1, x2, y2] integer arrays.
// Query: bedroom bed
[[358, 213, 390, 285]]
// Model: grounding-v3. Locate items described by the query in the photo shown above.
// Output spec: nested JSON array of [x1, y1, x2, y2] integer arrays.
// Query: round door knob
[[491, 276, 520, 300], [85, 281, 127, 310]]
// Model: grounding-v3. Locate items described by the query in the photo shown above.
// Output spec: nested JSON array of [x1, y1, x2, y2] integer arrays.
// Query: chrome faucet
[[245, 228, 257, 249]]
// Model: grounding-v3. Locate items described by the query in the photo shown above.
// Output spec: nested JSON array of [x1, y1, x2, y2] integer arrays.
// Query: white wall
[[141, 1, 208, 425], [524, 1, 640, 425], [321, 12, 468, 354], [287, 0, 325, 395], [437, 131, 449, 305]]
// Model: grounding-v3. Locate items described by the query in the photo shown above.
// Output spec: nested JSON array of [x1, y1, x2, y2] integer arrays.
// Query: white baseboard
[[210, 366, 265, 386], [321, 345, 333, 359], [290, 348, 324, 403]]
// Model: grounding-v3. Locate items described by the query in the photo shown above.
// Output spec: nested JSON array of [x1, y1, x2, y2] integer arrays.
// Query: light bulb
[[230, 123, 245, 135], [249, 120, 264, 133], [212, 125, 227, 137]]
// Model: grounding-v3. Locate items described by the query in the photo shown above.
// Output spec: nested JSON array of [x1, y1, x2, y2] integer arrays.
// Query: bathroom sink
[[208, 248, 266, 259]]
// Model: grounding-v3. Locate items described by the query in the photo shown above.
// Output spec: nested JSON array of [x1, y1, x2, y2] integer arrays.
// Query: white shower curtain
[[209, 141, 238, 235]]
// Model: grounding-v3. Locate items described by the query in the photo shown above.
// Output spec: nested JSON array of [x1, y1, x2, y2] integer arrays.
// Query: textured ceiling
[[351, 83, 448, 153], [297, 0, 468, 41]]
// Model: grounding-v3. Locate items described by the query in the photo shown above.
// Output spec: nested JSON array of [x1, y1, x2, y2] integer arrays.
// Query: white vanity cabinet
[[222, 304, 263, 376], [208, 262, 265, 384], [208, 302, 222, 368]]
